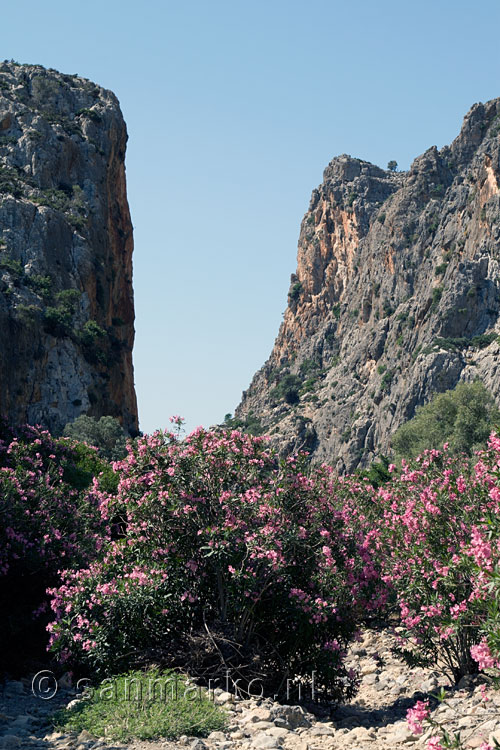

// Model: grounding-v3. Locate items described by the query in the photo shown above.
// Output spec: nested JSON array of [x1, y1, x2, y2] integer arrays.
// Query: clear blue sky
[[3, 1, 500, 434]]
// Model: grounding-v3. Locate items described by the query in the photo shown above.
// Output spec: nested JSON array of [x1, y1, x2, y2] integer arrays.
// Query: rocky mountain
[[0, 62, 138, 434], [236, 98, 500, 472]]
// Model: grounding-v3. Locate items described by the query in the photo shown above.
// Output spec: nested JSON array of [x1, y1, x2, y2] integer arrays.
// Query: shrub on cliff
[[270, 374, 302, 404], [392, 380, 499, 460], [48, 423, 383, 702]]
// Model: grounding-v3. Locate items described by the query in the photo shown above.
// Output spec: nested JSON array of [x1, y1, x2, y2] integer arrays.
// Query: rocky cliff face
[[0, 62, 138, 434], [236, 98, 500, 471]]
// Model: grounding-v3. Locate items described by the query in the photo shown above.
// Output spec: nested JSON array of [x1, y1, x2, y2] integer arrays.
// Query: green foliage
[[377, 212, 386, 224], [76, 320, 108, 363], [61, 440, 119, 494], [299, 358, 321, 377], [392, 380, 500, 460], [302, 377, 317, 393], [380, 370, 394, 392], [0, 135, 18, 146], [56, 288, 81, 308], [0, 166, 24, 198], [63, 415, 128, 462], [430, 183, 445, 198], [42, 112, 83, 137], [341, 427, 351, 443], [332, 303, 341, 319], [27, 129, 42, 142], [289, 281, 303, 301], [44, 289, 81, 337], [32, 188, 72, 212], [271, 373, 302, 405], [31, 184, 88, 230], [431, 333, 498, 352], [15, 304, 40, 326], [387, 160, 398, 172], [431, 286, 443, 311], [434, 262, 448, 276], [382, 299, 394, 317], [49, 430, 373, 702], [0, 255, 24, 276], [26, 273, 52, 300], [76, 107, 102, 123], [53, 669, 227, 742], [43, 305, 73, 336], [223, 412, 265, 436], [359, 455, 392, 488]]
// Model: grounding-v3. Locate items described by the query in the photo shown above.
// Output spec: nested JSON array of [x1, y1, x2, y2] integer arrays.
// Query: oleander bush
[[5, 407, 500, 717], [47, 422, 385, 702], [0, 420, 111, 671]]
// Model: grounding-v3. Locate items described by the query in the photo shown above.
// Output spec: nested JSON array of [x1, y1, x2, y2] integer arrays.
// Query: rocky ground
[[1, 628, 500, 750]]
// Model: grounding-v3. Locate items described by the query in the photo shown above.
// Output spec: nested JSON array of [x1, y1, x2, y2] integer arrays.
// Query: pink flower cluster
[[406, 700, 430, 734]]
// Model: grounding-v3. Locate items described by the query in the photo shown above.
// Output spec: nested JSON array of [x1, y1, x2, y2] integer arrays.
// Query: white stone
[[216, 692, 234, 705], [251, 733, 282, 749]]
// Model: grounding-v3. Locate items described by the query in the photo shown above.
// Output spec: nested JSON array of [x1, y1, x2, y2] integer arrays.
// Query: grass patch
[[53, 669, 227, 743]]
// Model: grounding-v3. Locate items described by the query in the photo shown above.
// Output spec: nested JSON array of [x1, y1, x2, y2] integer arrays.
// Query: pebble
[[251, 734, 282, 749]]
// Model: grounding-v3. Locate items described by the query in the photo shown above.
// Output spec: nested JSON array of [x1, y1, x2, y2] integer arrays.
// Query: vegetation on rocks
[[54, 669, 227, 742], [392, 381, 499, 460]]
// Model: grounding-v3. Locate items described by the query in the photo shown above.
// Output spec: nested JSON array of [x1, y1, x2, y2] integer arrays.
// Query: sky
[[3, 0, 500, 434]]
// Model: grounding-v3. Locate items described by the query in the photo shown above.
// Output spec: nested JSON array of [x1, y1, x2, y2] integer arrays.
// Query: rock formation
[[236, 98, 500, 471], [0, 62, 138, 434]]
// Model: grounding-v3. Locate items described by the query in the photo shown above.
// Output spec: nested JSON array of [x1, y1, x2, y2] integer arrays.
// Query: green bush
[[271, 373, 302, 405], [76, 107, 102, 123], [76, 320, 108, 363], [434, 262, 448, 276], [431, 286, 443, 310], [380, 370, 394, 391], [289, 281, 303, 301], [63, 415, 128, 461], [392, 380, 500, 460], [431, 333, 497, 352], [26, 273, 52, 300], [44, 289, 81, 337], [0, 256, 24, 276], [0, 166, 23, 198]]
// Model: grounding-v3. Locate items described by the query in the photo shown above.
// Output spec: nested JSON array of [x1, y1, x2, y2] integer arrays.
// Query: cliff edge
[[237, 99, 500, 471], [0, 62, 138, 434]]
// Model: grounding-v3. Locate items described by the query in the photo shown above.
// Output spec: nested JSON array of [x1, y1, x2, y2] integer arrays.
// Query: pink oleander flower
[[407, 700, 430, 735], [426, 737, 444, 750], [471, 639, 499, 670], [480, 684, 489, 703]]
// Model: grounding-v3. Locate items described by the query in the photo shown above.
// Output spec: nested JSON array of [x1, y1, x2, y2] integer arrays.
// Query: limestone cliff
[[236, 98, 500, 471], [0, 62, 138, 434]]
